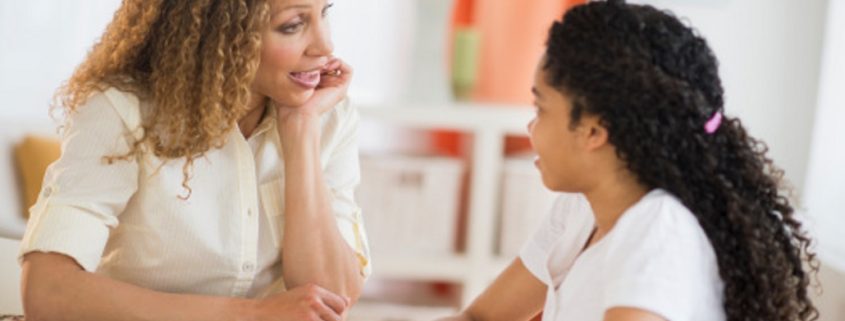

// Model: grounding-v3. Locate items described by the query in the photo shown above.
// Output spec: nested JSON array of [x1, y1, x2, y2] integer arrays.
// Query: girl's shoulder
[[595, 190, 725, 320], [630, 189, 702, 234], [607, 189, 716, 260]]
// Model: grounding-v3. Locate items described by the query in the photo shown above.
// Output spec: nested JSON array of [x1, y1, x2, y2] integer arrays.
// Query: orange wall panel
[[473, 0, 584, 104]]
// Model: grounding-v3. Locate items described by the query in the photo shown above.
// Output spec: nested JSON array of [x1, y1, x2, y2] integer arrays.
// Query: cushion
[[13, 135, 61, 219]]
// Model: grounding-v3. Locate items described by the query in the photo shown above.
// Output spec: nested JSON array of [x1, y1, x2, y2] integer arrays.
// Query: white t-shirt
[[519, 189, 725, 321]]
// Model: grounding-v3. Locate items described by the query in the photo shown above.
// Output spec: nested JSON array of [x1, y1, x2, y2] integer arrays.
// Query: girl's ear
[[580, 115, 609, 151]]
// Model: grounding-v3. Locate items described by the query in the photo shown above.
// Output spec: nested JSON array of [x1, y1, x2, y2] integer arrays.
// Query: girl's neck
[[583, 170, 650, 238]]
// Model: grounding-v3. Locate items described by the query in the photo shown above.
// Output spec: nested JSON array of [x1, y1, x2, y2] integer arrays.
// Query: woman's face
[[252, 0, 334, 108]]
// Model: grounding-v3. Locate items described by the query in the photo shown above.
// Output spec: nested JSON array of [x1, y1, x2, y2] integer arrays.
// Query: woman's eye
[[279, 21, 304, 34]]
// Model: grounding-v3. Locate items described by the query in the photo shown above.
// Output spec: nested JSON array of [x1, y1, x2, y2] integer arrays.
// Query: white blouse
[[18, 87, 371, 298]]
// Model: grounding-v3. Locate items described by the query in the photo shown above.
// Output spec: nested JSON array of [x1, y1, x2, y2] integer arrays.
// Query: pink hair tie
[[704, 112, 722, 134]]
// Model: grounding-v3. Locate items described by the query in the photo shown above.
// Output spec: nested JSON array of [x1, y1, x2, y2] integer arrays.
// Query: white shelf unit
[[356, 102, 535, 306]]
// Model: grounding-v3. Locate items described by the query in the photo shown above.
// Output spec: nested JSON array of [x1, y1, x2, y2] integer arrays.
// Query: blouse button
[[242, 262, 255, 272], [42, 187, 52, 198]]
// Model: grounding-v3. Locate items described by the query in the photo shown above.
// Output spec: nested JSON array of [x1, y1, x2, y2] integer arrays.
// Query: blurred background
[[0, 0, 843, 320]]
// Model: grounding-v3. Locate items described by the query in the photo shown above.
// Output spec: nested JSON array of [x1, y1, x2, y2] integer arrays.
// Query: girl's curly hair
[[54, 0, 270, 197], [544, 1, 819, 320]]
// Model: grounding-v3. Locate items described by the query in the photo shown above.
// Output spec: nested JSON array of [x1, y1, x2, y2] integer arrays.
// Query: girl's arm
[[437, 258, 547, 321], [604, 307, 667, 321]]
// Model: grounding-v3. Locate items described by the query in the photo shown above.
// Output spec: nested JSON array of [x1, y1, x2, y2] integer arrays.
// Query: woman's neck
[[238, 94, 268, 138]]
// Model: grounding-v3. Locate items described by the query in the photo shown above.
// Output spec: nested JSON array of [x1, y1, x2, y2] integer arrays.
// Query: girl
[[438, 1, 817, 320]]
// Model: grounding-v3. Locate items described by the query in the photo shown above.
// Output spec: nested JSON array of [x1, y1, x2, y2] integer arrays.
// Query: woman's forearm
[[434, 313, 475, 321], [21, 252, 250, 321], [280, 118, 363, 301]]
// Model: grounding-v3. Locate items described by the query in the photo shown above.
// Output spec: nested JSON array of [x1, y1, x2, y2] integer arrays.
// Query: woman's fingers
[[336, 59, 353, 80], [314, 285, 348, 315], [305, 284, 345, 321], [318, 58, 352, 89], [322, 58, 342, 74], [317, 305, 343, 321]]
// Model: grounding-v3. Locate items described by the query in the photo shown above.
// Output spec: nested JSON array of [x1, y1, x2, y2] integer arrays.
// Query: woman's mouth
[[289, 70, 321, 89]]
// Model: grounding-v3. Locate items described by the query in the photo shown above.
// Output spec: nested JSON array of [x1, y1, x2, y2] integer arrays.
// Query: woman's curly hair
[[544, 1, 818, 320], [54, 0, 271, 197]]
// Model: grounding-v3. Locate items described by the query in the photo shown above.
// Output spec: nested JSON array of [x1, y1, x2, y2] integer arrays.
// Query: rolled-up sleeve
[[18, 90, 140, 272], [323, 99, 372, 278]]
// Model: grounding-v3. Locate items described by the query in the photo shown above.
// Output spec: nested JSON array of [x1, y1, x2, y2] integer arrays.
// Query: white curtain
[[804, 0, 845, 272]]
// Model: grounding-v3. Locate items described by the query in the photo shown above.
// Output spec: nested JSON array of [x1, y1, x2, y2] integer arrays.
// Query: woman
[[438, 1, 818, 320], [19, 1, 370, 320]]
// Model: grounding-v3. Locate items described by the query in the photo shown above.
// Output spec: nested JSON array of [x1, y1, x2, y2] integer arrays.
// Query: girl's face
[[528, 60, 598, 192], [252, 0, 334, 107]]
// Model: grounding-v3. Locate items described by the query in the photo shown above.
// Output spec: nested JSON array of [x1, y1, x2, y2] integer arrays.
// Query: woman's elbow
[[20, 252, 84, 321], [345, 273, 365, 304]]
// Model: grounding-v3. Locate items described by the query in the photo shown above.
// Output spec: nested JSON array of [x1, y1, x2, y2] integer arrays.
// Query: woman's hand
[[248, 283, 350, 321], [276, 57, 350, 125], [276, 57, 351, 154], [307, 57, 352, 115]]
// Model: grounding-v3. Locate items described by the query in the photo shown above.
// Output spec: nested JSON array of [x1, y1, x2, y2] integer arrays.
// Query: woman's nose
[[307, 20, 334, 56]]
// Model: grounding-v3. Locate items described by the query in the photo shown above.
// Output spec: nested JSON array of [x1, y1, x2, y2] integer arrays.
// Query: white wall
[[329, 0, 453, 105], [804, 0, 845, 277], [0, 0, 122, 122], [630, 0, 828, 194], [816, 264, 845, 321]]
